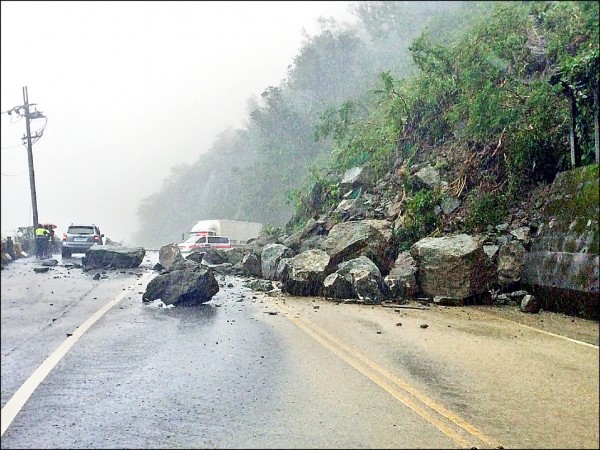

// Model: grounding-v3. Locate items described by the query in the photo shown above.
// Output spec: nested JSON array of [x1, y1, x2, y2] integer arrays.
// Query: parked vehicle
[[178, 234, 232, 253], [62, 224, 104, 258], [189, 219, 262, 247]]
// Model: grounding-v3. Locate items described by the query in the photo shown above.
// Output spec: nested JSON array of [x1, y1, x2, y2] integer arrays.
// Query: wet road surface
[[1, 251, 598, 448]]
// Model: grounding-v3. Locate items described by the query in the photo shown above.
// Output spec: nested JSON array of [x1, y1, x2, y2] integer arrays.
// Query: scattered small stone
[[420, 324, 429, 329], [396, 322, 402, 326]]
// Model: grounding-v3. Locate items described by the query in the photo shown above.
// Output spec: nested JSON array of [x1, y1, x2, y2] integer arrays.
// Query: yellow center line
[[273, 300, 503, 449]]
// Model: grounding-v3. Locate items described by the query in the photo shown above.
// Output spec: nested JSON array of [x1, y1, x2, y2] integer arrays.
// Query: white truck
[[189, 219, 263, 247]]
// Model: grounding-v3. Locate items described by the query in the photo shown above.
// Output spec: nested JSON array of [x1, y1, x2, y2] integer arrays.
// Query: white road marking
[[1, 271, 155, 436], [494, 316, 599, 349]]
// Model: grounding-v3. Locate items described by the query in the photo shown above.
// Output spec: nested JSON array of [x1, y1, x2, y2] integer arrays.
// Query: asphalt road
[[1, 251, 598, 449]]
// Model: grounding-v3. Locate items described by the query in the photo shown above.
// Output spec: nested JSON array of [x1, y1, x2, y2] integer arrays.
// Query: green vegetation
[[133, 1, 599, 249], [395, 190, 442, 251], [466, 191, 508, 231]]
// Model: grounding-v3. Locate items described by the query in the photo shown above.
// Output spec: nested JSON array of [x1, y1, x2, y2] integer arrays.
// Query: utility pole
[[22, 86, 39, 228], [4, 87, 46, 228]]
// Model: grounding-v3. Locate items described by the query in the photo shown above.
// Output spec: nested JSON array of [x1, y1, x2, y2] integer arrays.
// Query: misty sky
[[1, 1, 357, 244]]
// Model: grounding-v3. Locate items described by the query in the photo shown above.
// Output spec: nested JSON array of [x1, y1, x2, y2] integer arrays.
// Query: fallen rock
[[158, 243, 183, 269], [83, 246, 145, 269], [142, 260, 219, 306]]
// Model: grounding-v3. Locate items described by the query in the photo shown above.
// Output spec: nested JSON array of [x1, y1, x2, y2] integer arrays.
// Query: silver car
[[61, 224, 104, 258]]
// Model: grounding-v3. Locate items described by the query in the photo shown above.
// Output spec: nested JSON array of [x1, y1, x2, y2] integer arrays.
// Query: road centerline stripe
[[273, 299, 503, 449]]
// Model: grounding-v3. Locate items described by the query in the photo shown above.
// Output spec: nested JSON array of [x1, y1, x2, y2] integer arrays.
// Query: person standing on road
[[34, 224, 49, 259], [5, 236, 17, 260], [47, 228, 54, 257]]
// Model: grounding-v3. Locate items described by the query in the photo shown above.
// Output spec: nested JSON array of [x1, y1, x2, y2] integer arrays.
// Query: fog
[[1, 1, 357, 244]]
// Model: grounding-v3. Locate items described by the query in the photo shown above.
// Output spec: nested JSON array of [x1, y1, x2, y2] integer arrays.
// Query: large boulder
[[410, 234, 494, 301], [201, 249, 229, 265], [340, 166, 367, 192], [222, 247, 246, 265], [281, 249, 332, 296], [334, 197, 367, 220], [261, 243, 294, 280], [317, 219, 396, 275], [185, 251, 205, 264], [236, 252, 262, 277], [496, 240, 526, 290], [83, 246, 145, 269], [384, 251, 418, 300], [323, 273, 355, 299], [159, 243, 183, 270], [332, 256, 389, 304], [142, 260, 219, 306]]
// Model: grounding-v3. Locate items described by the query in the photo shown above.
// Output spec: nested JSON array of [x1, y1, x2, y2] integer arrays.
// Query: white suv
[[178, 235, 231, 253]]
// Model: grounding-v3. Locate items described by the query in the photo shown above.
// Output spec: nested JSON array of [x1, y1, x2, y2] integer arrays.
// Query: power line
[[1, 170, 28, 177]]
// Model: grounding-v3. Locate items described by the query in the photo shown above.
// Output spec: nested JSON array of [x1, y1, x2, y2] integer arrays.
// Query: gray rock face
[[185, 251, 205, 264], [334, 197, 367, 220], [323, 273, 355, 299], [497, 241, 526, 289], [275, 257, 292, 281], [301, 216, 334, 239], [336, 256, 388, 304], [441, 196, 461, 215], [299, 234, 326, 253], [281, 249, 331, 296], [337, 255, 381, 277], [237, 252, 262, 277], [247, 279, 274, 292], [83, 246, 145, 269], [210, 263, 234, 275], [413, 164, 441, 190], [384, 251, 418, 299], [280, 229, 303, 253], [340, 166, 366, 191], [483, 244, 500, 261], [201, 249, 229, 265], [159, 243, 183, 270], [331, 256, 388, 303], [222, 247, 246, 265], [142, 260, 219, 306], [410, 234, 494, 300], [520, 294, 541, 313], [318, 219, 395, 275], [261, 243, 294, 280]]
